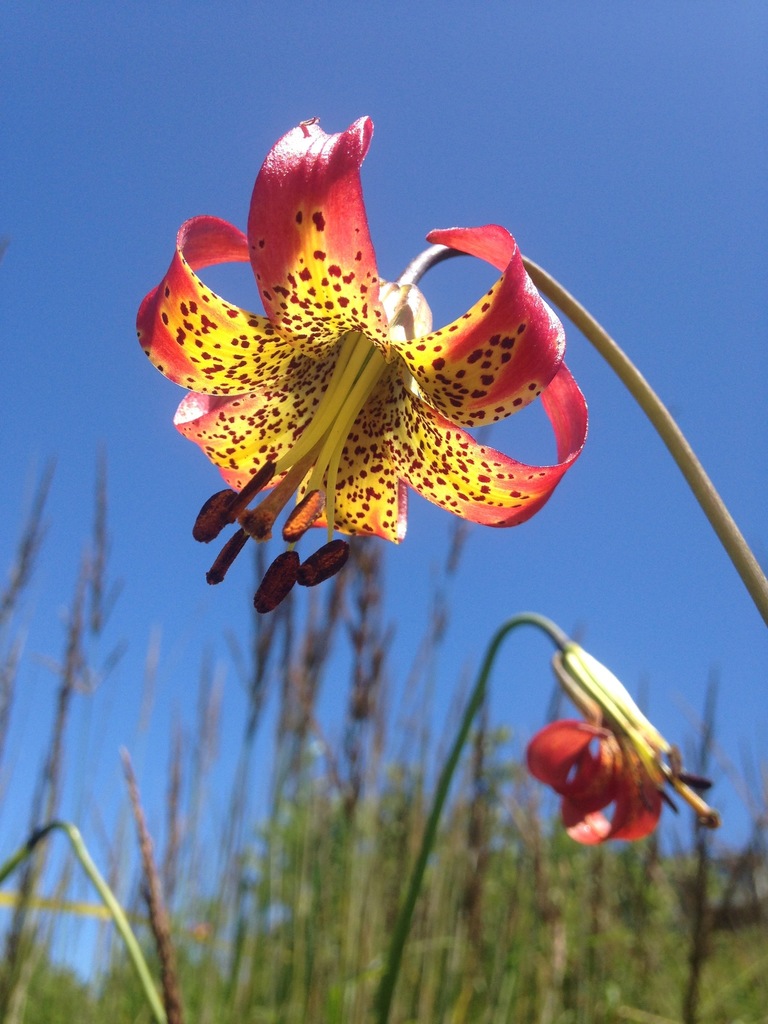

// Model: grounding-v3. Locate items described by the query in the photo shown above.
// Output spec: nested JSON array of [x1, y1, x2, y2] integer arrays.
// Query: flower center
[[191, 282, 432, 612], [269, 328, 388, 539]]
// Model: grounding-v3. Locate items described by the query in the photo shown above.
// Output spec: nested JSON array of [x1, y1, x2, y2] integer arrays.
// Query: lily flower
[[137, 117, 588, 609], [526, 644, 720, 844]]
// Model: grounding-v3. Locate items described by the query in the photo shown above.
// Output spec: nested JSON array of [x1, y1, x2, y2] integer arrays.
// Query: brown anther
[[677, 770, 713, 792], [193, 489, 238, 542], [667, 768, 721, 829], [282, 489, 326, 542], [192, 463, 276, 543], [660, 790, 679, 814], [297, 539, 350, 587], [206, 528, 248, 585], [254, 551, 300, 613]]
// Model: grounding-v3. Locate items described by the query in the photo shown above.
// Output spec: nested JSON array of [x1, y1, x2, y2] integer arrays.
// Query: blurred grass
[[0, 468, 766, 1024]]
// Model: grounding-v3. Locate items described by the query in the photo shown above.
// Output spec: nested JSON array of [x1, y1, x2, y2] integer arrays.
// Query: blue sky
[[2, 0, 767, 951]]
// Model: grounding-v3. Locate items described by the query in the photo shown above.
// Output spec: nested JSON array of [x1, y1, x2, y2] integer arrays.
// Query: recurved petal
[[381, 363, 586, 527], [173, 351, 341, 489], [561, 806, 614, 845], [395, 225, 565, 428], [137, 216, 303, 396], [560, 757, 663, 844], [527, 720, 604, 787], [607, 767, 663, 841], [427, 224, 520, 274], [248, 117, 389, 352], [527, 720, 617, 807]]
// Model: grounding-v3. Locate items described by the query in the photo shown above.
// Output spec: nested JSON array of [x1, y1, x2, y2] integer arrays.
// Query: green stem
[[397, 243, 462, 287], [373, 612, 567, 1024], [0, 821, 166, 1024], [523, 257, 768, 630]]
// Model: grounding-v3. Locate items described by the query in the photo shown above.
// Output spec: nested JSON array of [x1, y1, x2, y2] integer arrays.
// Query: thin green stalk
[[373, 612, 567, 1024], [523, 256, 768, 630], [0, 820, 166, 1024]]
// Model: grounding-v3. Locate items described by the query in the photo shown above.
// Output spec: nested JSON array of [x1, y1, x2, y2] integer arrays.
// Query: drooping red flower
[[136, 117, 588, 603], [526, 719, 663, 844]]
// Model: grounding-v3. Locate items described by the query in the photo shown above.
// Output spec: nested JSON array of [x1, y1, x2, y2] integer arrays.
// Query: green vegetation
[[0, 471, 766, 1023], [5, 775, 768, 1024]]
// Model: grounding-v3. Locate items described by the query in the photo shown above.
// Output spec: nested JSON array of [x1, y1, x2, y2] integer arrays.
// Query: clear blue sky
[[2, 0, 767, 953]]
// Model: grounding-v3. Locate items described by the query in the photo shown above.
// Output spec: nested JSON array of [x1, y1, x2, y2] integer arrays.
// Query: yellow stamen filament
[[240, 449, 320, 539], [273, 332, 370, 475], [236, 290, 425, 546], [308, 345, 387, 537], [265, 330, 388, 537]]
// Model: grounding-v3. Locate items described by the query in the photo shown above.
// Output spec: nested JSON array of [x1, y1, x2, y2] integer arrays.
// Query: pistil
[[239, 449, 319, 541]]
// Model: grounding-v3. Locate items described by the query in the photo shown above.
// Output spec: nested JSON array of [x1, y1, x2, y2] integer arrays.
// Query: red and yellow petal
[[559, 746, 663, 845], [137, 216, 304, 396], [308, 449, 407, 544], [172, 350, 341, 489], [330, 464, 407, 542], [394, 225, 565, 429], [526, 720, 616, 799], [562, 806, 614, 845], [327, 380, 408, 542], [379, 362, 585, 527], [607, 759, 663, 841], [248, 118, 389, 352]]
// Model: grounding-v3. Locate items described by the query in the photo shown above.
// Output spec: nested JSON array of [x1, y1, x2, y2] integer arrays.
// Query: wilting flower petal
[[526, 643, 720, 844], [528, 719, 661, 844], [526, 719, 618, 807]]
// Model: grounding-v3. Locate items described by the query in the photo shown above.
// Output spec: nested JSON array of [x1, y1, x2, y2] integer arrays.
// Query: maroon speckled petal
[[378, 363, 586, 527], [395, 225, 566, 429], [137, 216, 303, 396], [248, 118, 389, 353]]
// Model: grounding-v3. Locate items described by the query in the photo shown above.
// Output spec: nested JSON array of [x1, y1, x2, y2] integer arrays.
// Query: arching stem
[[397, 243, 463, 287], [373, 612, 567, 1024], [401, 243, 767, 626], [522, 256, 768, 629]]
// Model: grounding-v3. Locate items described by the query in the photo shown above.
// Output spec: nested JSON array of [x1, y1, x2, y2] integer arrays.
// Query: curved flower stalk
[[137, 117, 587, 609], [527, 644, 720, 844], [523, 257, 768, 629], [374, 612, 719, 1023]]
